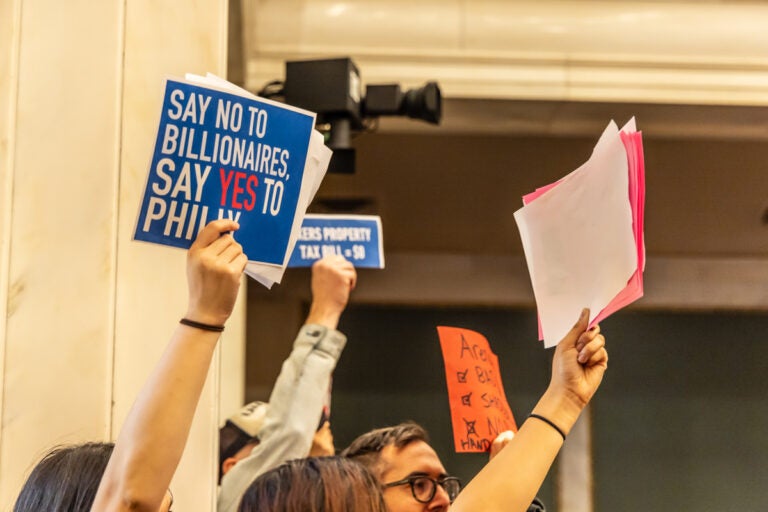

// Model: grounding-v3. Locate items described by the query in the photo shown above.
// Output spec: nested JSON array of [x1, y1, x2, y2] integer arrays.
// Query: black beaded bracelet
[[527, 413, 566, 441], [180, 318, 225, 332]]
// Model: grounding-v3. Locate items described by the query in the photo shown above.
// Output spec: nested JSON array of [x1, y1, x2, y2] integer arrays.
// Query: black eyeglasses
[[383, 475, 462, 503]]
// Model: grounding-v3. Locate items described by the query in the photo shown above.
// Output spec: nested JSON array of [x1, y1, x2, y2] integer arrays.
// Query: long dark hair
[[238, 456, 387, 512], [13, 442, 114, 512]]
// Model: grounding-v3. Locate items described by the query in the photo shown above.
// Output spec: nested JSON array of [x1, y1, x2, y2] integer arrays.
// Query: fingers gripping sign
[[551, 308, 609, 411], [186, 219, 248, 327]]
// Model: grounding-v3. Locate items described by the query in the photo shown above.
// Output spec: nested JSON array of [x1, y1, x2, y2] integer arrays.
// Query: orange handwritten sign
[[437, 326, 517, 453]]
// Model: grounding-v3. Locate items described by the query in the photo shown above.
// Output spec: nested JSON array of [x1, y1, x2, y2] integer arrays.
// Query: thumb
[[558, 308, 590, 350], [192, 219, 240, 249]]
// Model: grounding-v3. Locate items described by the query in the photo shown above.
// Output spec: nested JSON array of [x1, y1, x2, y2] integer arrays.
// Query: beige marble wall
[[0, 1, 242, 510], [0, 0, 19, 500], [0, 1, 123, 506]]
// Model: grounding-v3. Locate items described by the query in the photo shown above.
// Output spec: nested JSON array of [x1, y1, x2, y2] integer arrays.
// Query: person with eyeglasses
[[341, 422, 460, 511], [341, 422, 543, 512], [340, 310, 603, 512]]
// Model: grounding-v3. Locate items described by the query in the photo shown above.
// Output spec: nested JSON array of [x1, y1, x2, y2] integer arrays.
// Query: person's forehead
[[380, 440, 447, 480]]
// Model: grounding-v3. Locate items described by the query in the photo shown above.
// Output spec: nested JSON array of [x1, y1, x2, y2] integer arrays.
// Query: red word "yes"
[[219, 168, 257, 210]]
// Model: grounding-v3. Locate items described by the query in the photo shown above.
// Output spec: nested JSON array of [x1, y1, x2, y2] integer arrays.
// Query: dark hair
[[341, 422, 429, 477], [238, 456, 386, 512], [13, 442, 114, 512], [219, 421, 259, 482]]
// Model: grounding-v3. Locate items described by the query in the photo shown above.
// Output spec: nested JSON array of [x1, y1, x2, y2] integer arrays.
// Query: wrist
[[531, 387, 586, 437], [184, 307, 229, 327], [306, 305, 342, 330], [180, 318, 224, 332]]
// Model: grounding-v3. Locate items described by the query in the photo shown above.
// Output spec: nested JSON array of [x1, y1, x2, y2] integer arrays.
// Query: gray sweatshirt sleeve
[[217, 324, 347, 512]]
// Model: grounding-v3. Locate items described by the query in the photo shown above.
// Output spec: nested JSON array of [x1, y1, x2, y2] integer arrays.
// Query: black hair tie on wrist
[[180, 318, 225, 332], [527, 413, 566, 441]]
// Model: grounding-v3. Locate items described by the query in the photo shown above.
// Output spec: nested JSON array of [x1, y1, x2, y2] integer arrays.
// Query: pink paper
[[591, 131, 645, 325]]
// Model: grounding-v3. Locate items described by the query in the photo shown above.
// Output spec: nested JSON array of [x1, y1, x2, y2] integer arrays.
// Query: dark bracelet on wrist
[[180, 318, 225, 332], [527, 413, 566, 441]]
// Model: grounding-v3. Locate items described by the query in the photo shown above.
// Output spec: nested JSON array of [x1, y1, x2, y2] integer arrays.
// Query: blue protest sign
[[288, 214, 384, 268], [134, 78, 315, 265]]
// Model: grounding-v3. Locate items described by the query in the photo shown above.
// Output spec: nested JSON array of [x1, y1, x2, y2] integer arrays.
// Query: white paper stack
[[514, 119, 646, 347]]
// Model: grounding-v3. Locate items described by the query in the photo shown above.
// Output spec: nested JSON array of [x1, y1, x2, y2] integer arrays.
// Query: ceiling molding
[[242, 0, 768, 107]]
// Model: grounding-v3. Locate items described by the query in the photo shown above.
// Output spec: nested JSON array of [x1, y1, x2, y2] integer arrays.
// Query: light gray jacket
[[217, 324, 347, 512]]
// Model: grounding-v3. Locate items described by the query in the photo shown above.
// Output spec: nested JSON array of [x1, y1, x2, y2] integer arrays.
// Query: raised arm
[[217, 255, 356, 512], [91, 219, 246, 512], [451, 308, 608, 512]]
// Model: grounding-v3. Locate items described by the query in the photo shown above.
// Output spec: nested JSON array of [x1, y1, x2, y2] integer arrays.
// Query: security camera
[[278, 57, 441, 173]]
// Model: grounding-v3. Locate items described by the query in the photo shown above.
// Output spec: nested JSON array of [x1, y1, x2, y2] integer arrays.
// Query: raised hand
[[550, 309, 609, 412], [306, 255, 357, 329], [185, 219, 248, 327]]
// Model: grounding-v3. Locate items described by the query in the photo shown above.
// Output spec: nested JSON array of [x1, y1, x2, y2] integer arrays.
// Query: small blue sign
[[288, 214, 384, 268], [134, 78, 315, 265]]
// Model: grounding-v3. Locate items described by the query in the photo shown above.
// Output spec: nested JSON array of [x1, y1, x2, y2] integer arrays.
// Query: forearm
[[450, 387, 585, 512], [454, 310, 607, 512], [91, 324, 220, 512], [254, 325, 344, 447]]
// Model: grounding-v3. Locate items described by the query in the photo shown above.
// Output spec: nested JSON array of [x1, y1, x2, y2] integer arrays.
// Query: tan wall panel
[[0, 0, 21, 469], [220, 284, 247, 424], [115, 1, 230, 509], [0, 0, 122, 507]]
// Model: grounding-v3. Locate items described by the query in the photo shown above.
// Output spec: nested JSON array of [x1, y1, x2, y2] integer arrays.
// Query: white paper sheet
[[514, 122, 637, 347]]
